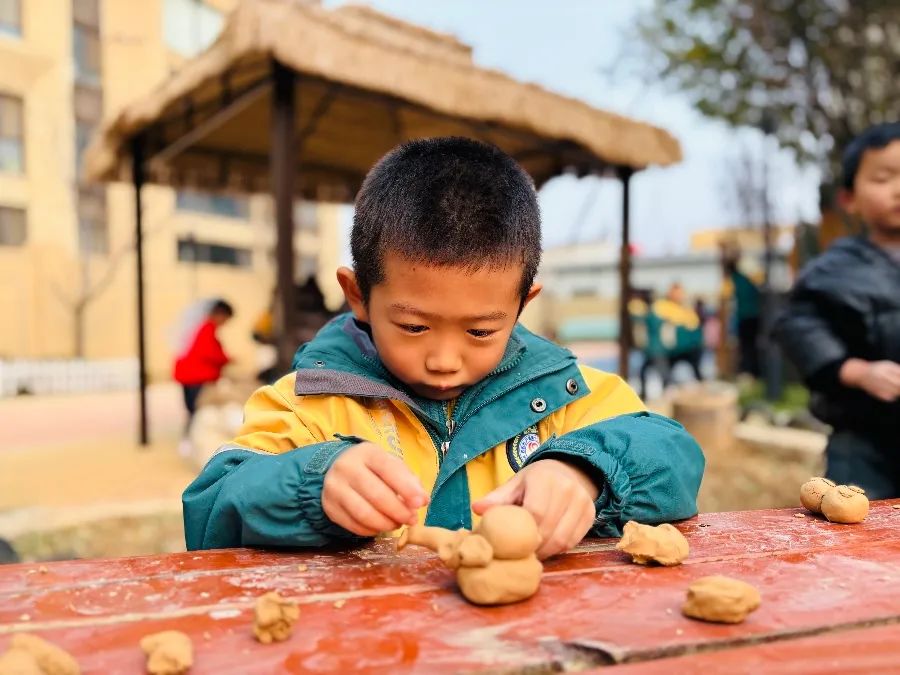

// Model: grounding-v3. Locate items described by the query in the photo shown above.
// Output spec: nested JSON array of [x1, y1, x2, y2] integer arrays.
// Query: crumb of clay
[[675, 629, 683, 636], [202, 632, 211, 641], [333, 600, 346, 609], [140, 631, 192, 675], [432, 603, 439, 612], [800, 477, 836, 514], [19, 614, 30, 622], [253, 592, 300, 644], [616, 521, 689, 566], [682, 576, 761, 624], [296, 565, 308, 572], [5, 633, 81, 675], [365, 563, 372, 568], [892, 505, 900, 510], [821, 485, 869, 524], [665, 608, 673, 615], [38, 567, 48, 574], [794, 513, 805, 518]]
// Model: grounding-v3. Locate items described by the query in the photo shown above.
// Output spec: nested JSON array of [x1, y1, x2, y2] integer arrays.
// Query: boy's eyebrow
[[390, 303, 508, 321]]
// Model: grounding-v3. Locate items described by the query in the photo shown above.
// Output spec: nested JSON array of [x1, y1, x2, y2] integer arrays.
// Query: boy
[[776, 123, 900, 498], [183, 138, 704, 558]]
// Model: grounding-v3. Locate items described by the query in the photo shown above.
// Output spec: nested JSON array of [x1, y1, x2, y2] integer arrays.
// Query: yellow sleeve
[[541, 366, 646, 437], [231, 374, 325, 454]]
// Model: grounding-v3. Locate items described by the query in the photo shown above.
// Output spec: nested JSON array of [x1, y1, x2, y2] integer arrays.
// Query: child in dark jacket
[[776, 123, 900, 498], [183, 138, 705, 556]]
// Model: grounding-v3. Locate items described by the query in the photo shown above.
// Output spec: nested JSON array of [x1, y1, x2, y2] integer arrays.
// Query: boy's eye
[[468, 329, 497, 338], [398, 323, 428, 334]]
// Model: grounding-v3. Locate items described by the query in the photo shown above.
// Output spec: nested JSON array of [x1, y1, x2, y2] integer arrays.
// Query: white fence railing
[[0, 358, 139, 397]]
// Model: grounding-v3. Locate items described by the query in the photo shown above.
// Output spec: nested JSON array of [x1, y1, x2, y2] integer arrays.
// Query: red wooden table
[[2, 501, 900, 674]]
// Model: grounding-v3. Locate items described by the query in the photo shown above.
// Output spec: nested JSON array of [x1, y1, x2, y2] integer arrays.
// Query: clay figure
[[139, 631, 193, 675], [616, 521, 689, 566], [682, 575, 761, 624], [800, 477, 836, 514], [820, 485, 869, 524], [397, 505, 543, 605], [0, 634, 80, 675], [253, 592, 300, 644]]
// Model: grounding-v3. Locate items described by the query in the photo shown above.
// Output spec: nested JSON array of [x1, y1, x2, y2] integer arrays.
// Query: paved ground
[[0, 384, 195, 511]]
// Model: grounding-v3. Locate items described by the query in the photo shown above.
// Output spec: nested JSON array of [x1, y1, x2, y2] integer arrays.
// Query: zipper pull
[[447, 419, 456, 436], [440, 441, 450, 455]]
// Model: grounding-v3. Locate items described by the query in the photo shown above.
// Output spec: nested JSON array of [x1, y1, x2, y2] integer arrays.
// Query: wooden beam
[[617, 166, 633, 381], [131, 136, 149, 446], [271, 61, 297, 374]]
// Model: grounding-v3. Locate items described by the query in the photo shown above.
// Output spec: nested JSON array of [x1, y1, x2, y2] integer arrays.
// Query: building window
[[176, 189, 249, 219], [177, 237, 252, 267], [296, 254, 317, 281], [0, 206, 26, 246], [73, 24, 101, 85], [77, 187, 107, 254], [0, 0, 21, 38], [0, 94, 23, 173], [294, 201, 318, 232], [75, 120, 93, 178], [163, 0, 223, 57]]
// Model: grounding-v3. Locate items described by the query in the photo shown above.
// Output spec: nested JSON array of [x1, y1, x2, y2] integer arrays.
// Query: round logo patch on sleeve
[[506, 424, 541, 471]]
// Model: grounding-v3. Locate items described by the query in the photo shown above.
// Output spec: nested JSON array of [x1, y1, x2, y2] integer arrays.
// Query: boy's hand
[[323, 442, 429, 537], [472, 459, 599, 560], [842, 359, 900, 402]]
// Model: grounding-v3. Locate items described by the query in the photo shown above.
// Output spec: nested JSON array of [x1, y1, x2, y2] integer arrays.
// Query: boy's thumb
[[471, 475, 524, 515]]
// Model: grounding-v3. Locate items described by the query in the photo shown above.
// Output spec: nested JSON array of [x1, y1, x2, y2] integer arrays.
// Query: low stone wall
[[0, 500, 185, 562]]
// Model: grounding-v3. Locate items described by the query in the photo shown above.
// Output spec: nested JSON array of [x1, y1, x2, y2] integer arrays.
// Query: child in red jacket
[[174, 299, 234, 444]]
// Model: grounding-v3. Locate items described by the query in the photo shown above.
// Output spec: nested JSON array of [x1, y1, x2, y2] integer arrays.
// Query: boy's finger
[[327, 502, 380, 537], [471, 474, 525, 514], [536, 498, 591, 560], [366, 451, 429, 509], [524, 481, 565, 549], [338, 490, 401, 534], [350, 468, 418, 526]]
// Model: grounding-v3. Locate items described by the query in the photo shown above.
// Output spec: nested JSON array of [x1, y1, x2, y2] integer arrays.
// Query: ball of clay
[[475, 505, 541, 560], [456, 555, 543, 605], [800, 477, 836, 514], [616, 521, 690, 566], [0, 648, 43, 675], [820, 485, 869, 524], [140, 630, 193, 675], [253, 591, 300, 644], [7, 634, 80, 675], [682, 575, 761, 624]]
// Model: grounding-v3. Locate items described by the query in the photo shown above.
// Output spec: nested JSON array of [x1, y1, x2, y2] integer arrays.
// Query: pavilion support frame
[[125, 62, 647, 442], [617, 166, 634, 381], [270, 60, 298, 373], [131, 136, 149, 446]]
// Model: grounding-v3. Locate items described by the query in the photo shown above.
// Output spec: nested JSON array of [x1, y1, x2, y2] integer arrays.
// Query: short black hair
[[210, 299, 234, 317], [842, 122, 900, 190], [351, 137, 541, 303]]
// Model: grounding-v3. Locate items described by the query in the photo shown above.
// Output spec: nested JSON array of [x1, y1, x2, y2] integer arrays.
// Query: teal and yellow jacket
[[183, 315, 704, 550]]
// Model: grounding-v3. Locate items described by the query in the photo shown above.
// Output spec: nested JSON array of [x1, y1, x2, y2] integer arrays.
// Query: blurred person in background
[[172, 299, 234, 456], [722, 249, 762, 378], [776, 123, 900, 498]]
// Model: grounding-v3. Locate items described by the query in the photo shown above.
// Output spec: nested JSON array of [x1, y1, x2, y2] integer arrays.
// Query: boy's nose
[[425, 351, 462, 374]]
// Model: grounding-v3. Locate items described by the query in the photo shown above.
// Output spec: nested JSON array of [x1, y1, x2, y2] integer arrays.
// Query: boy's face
[[338, 253, 541, 401], [842, 140, 900, 236]]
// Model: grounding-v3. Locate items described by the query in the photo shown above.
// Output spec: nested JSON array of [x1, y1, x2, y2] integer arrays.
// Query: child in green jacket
[[183, 138, 705, 557]]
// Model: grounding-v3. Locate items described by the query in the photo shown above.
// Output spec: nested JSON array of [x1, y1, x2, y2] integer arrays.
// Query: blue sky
[[325, 0, 821, 256]]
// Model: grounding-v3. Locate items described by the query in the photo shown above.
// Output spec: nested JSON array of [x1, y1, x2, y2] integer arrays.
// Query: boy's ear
[[522, 283, 543, 310], [336, 267, 369, 323], [838, 188, 858, 215]]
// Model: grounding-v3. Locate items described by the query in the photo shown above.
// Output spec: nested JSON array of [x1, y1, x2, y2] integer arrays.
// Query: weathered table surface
[[2, 501, 900, 674]]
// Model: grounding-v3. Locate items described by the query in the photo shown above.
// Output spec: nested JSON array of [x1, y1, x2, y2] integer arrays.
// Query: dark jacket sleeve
[[525, 412, 705, 537], [774, 284, 850, 390]]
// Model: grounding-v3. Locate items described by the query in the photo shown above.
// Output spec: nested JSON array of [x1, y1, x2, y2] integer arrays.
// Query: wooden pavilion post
[[270, 60, 297, 374], [131, 136, 149, 446], [617, 166, 633, 380]]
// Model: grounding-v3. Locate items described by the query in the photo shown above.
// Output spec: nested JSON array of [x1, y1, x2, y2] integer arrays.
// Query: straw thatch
[[85, 0, 681, 198]]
